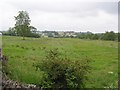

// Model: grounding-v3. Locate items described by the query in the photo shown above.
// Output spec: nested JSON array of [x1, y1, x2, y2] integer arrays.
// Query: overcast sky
[[0, 0, 119, 33]]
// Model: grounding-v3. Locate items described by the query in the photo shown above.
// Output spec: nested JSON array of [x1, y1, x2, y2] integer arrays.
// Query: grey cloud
[[1, 0, 118, 33], [95, 2, 118, 14], [8, 1, 117, 17]]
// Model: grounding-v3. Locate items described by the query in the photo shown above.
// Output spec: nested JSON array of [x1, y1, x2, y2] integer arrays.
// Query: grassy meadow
[[2, 36, 118, 88]]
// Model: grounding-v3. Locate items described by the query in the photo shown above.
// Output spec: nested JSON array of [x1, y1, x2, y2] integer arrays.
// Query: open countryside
[[0, 1, 119, 89], [2, 36, 118, 88]]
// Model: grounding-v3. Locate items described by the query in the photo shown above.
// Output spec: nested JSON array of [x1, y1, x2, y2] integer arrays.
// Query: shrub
[[16, 45, 20, 47], [32, 47, 35, 51], [34, 48, 91, 89]]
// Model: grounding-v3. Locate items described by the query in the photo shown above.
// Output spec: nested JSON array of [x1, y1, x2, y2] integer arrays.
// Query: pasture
[[2, 36, 118, 88]]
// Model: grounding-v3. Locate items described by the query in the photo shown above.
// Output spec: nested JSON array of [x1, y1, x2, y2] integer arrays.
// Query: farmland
[[2, 36, 118, 88]]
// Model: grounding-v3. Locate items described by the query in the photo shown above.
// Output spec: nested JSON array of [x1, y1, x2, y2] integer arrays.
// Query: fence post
[[0, 32, 2, 90], [0, 48, 1, 60]]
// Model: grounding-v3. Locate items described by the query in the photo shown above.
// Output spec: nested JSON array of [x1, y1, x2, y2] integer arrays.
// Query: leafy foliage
[[14, 11, 39, 39], [101, 31, 116, 41], [34, 48, 91, 89], [14, 11, 31, 39], [91, 34, 99, 40]]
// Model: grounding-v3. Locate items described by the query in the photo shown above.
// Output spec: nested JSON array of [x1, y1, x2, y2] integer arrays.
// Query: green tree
[[27, 26, 37, 37], [101, 31, 116, 41], [14, 11, 31, 40], [92, 34, 99, 40], [29, 26, 37, 32], [7, 27, 16, 36]]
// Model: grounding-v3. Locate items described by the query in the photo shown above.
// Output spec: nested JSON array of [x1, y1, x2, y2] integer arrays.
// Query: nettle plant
[[34, 48, 91, 89]]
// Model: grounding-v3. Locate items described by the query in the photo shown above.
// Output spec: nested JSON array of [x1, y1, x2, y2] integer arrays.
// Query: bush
[[34, 48, 91, 89]]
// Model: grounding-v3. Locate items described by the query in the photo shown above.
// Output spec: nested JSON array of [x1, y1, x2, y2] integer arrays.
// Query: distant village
[[36, 31, 78, 38], [1, 30, 119, 41], [1, 30, 94, 38], [33, 31, 94, 38]]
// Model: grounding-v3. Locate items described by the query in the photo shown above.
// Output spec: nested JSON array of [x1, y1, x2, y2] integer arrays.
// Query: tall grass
[[2, 36, 118, 88]]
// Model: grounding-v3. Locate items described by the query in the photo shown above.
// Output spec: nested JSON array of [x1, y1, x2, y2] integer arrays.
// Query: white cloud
[[30, 10, 117, 33], [0, 0, 118, 33]]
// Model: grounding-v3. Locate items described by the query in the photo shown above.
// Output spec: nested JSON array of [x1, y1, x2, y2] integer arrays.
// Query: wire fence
[[0, 33, 2, 90]]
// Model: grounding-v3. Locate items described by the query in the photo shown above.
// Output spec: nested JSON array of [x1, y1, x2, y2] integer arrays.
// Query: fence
[[0, 32, 2, 90]]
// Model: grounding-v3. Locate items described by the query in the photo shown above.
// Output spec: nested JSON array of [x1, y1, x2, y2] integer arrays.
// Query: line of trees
[[2, 29, 119, 41], [77, 31, 119, 41], [2, 26, 40, 38]]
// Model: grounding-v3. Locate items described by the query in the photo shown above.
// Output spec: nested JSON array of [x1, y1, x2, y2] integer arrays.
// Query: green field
[[2, 36, 118, 88]]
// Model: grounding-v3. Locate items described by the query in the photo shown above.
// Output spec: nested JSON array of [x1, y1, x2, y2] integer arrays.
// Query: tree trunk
[[23, 35, 25, 40]]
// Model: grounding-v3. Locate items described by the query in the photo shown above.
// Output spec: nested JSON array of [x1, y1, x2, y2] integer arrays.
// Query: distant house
[[42, 35, 48, 38], [41, 33, 48, 38], [65, 31, 77, 37], [57, 31, 64, 37], [71, 34, 77, 37]]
